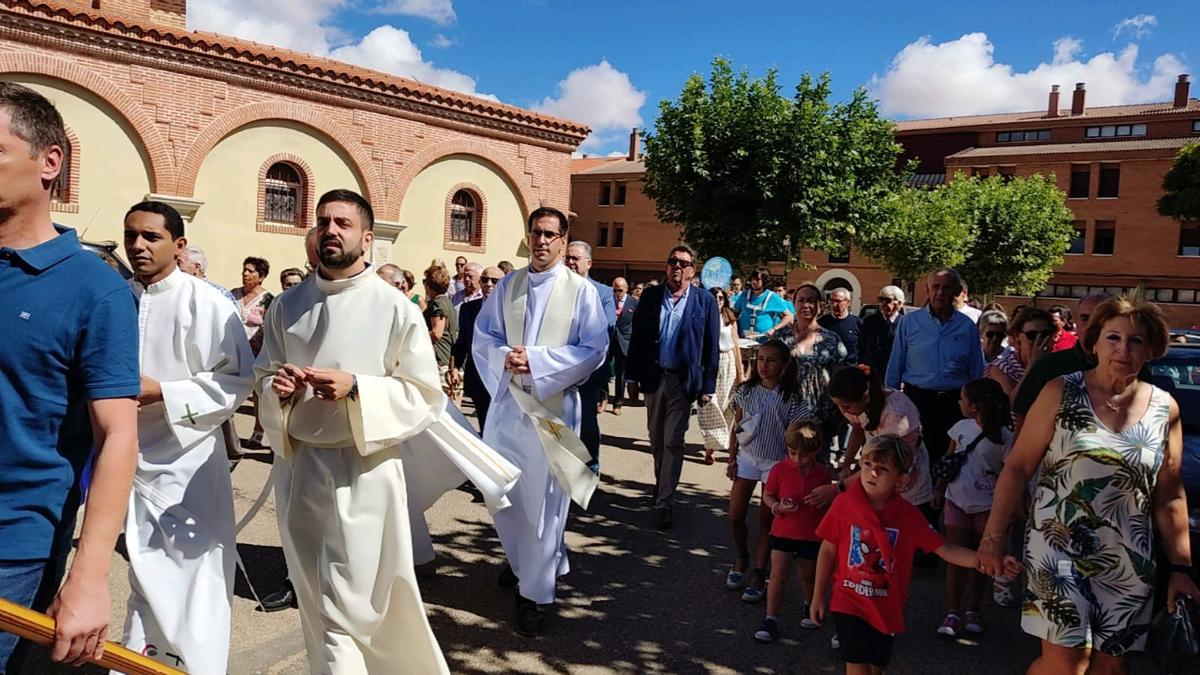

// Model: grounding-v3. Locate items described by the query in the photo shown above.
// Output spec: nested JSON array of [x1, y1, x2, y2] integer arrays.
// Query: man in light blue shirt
[[885, 268, 984, 465]]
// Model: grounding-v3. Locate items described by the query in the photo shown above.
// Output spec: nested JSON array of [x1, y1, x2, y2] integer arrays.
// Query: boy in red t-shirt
[[754, 420, 830, 643], [811, 435, 1020, 674]]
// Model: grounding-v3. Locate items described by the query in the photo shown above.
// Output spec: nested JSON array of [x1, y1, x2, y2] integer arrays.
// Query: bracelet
[[981, 532, 1008, 543], [1170, 563, 1197, 579]]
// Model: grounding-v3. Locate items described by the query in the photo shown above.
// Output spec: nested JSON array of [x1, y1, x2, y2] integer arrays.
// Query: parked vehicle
[[82, 239, 132, 280]]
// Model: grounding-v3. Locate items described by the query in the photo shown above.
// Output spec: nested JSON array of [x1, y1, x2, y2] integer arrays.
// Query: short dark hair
[[279, 267, 304, 282], [0, 82, 67, 158], [668, 244, 695, 260], [751, 266, 772, 283], [243, 256, 270, 278], [527, 207, 569, 235], [126, 201, 185, 239], [317, 189, 374, 230]]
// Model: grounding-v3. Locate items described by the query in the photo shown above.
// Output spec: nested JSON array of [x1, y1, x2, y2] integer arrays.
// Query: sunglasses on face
[[481, 276, 502, 284], [879, 296, 898, 303], [666, 257, 694, 268], [528, 229, 562, 241], [985, 331, 1005, 339], [1021, 329, 1055, 341]]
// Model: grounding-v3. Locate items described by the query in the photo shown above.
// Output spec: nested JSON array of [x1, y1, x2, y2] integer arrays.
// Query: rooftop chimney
[[628, 128, 640, 162], [1075, 82, 1094, 115], [1047, 85, 1060, 118], [1071, 83, 1086, 116], [1175, 74, 1191, 108]]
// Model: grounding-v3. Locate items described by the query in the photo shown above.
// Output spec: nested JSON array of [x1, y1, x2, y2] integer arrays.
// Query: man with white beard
[[256, 189, 517, 673], [120, 200, 254, 673], [473, 207, 609, 636]]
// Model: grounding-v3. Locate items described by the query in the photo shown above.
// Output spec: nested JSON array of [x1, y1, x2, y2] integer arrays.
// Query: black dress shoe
[[497, 564, 519, 589], [655, 508, 673, 530], [258, 581, 298, 612], [514, 596, 544, 637]]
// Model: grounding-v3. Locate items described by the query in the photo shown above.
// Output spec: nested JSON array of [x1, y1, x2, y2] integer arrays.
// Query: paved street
[[26, 400, 1092, 674]]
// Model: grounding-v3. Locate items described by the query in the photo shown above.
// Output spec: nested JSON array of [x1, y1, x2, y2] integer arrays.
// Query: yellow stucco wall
[[392, 155, 527, 272], [1, 74, 153, 245], [191, 121, 365, 293]]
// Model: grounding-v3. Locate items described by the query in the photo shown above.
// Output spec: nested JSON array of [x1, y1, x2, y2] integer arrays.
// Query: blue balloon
[[700, 257, 733, 290]]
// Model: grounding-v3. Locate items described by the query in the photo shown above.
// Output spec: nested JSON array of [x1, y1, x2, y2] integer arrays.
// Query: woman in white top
[[699, 287, 744, 464]]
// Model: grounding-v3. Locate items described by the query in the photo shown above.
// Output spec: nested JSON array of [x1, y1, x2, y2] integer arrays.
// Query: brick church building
[[0, 0, 588, 292]]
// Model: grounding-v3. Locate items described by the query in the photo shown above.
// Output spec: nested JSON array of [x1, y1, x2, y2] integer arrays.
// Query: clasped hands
[[273, 364, 354, 401], [504, 346, 531, 375]]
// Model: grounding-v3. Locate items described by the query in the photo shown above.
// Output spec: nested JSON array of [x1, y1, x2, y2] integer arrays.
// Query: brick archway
[[386, 139, 539, 223], [176, 102, 384, 204], [0, 53, 175, 192]]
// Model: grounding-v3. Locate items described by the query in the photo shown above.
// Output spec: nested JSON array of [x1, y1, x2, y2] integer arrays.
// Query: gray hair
[[567, 241, 592, 259], [464, 262, 482, 275], [879, 285, 905, 303], [978, 309, 1008, 328], [830, 288, 851, 301], [182, 245, 207, 274]]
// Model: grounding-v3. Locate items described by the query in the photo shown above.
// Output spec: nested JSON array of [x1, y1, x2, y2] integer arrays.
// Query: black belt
[[903, 384, 958, 397]]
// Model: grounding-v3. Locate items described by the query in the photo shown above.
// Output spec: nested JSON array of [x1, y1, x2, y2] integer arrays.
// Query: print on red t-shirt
[[765, 460, 831, 541], [816, 481, 944, 634]]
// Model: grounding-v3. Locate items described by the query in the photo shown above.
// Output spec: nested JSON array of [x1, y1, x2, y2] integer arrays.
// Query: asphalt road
[[22, 398, 1173, 674]]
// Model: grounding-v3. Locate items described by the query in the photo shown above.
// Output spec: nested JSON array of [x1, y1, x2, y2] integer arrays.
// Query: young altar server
[[255, 189, 518, 673], [120, 200, 254, 673], [473, 206, 610, 636]]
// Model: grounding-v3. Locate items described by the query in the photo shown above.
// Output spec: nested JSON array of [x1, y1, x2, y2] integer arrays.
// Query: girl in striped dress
[[725, 339, 813, 603]]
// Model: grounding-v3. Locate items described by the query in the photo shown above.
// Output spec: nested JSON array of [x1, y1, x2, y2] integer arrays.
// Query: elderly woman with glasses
[[977, 310, 1009, 363], [986, 306, 1053, 401]]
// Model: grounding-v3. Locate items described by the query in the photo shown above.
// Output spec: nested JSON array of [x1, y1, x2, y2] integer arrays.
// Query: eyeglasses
[[1021, 329, 1055, 340], [879, 296, 898, 303], [481, 276, 502, 284], [528, 228, 563, 241], [666, 257, 694, 268], [565, 254, 587, 263], [984, 331, 1005, 339]]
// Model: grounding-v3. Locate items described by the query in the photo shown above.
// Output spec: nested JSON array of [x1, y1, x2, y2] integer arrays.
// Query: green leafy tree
[[1158, 142, 1200, 220], [860, 174, 1075, 299], [642, 58, 903, 269], [949, 173, 1076, 300], [856, 187, 971, 284]]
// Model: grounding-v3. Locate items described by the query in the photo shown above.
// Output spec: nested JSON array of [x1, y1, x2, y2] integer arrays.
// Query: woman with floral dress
[[233, 256, 274, 447], [980, 296, 1198, 674], [773, 283, 846, 450]]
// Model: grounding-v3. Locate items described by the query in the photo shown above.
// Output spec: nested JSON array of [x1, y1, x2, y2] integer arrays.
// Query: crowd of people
[[1, 81, 1197, 675]]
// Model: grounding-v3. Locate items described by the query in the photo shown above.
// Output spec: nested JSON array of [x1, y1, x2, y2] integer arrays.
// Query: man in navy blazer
[[626, 244, 720, 529], [609, 277, 638, 413], [450, 265, 503, 432]]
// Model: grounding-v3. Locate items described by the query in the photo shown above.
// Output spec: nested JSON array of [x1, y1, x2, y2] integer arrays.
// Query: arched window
[[449, 190, 476, 243], [264, 162, 303, 225]]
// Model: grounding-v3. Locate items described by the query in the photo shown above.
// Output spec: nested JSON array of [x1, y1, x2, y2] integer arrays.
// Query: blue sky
[[190, 1, 1194, 155]]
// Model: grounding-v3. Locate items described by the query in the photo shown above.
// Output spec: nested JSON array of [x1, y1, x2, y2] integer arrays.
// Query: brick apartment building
[[571, 80, 1200, 325], [0, 0, 587, 292]]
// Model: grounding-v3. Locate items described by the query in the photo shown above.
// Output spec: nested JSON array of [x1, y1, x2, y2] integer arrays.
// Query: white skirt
[[698, 349, 737, 450]]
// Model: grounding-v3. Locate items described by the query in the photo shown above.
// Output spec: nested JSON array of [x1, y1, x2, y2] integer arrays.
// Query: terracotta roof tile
[[1, 0, 591, 141], [946, 136, 1197, 160], [571, 157, 621, 174], [578, 159, 645, 175], [895, 99, 1200, 133]]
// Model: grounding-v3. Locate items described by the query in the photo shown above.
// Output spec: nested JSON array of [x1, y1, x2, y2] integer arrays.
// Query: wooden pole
[[0, 598, 186, 675]]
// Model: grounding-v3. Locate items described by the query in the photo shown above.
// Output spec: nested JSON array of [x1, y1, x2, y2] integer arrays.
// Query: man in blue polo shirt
[[0, 83, 139, 672]]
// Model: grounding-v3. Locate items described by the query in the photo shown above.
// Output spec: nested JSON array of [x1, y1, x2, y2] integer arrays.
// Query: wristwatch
[[348, 375, 359, 401]]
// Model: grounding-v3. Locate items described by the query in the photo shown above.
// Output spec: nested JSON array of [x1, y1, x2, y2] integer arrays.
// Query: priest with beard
[[472, 207, 609, 636], [254, 189, 519, 673], [120, 200, 254, 673]]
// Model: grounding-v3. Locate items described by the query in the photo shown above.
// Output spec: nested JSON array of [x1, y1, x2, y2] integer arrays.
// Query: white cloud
[[870, 32, 1185, 118], [536, 60, 646, 152], [430, 33, 455, 49], [1113, 14, 1157, 40], [375, 0, 456, 26], [189, 0, 485, 97]]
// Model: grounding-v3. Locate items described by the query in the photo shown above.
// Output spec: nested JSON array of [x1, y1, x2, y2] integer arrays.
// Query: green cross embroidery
[[179, 404, 199, 426]]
